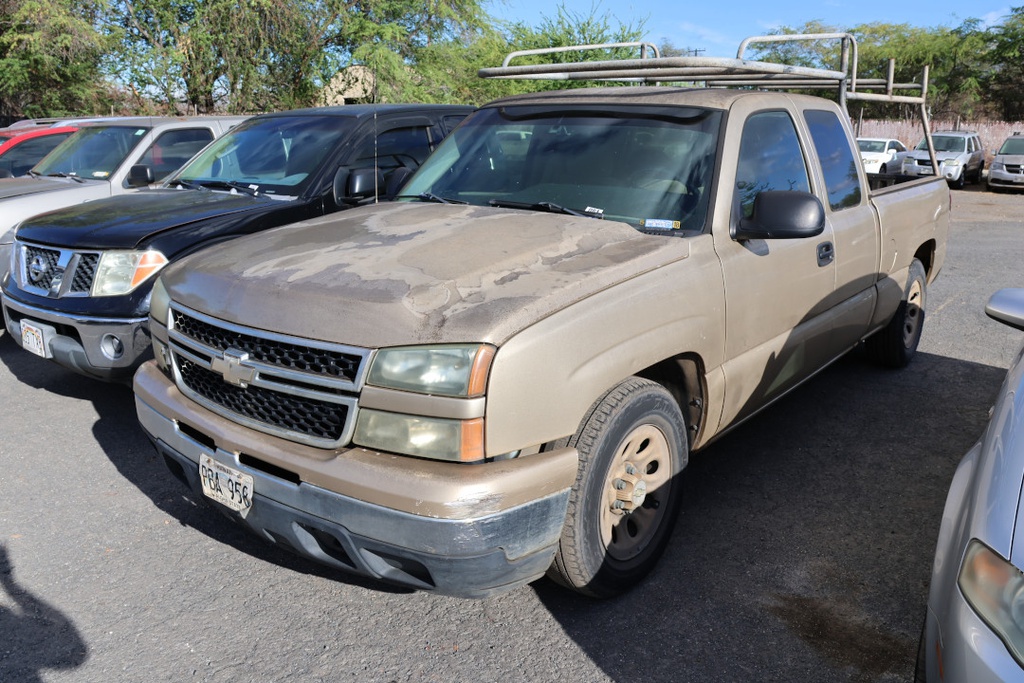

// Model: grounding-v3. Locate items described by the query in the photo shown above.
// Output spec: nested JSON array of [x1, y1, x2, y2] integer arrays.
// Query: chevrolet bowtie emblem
[[211, 349, 256, 388]]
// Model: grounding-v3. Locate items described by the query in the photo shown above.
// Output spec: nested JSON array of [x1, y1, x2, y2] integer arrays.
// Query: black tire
[[975, 161, 985, 183], [950, 172, 965, 190], [880, 163, 888, 174], [865, 258, 927, 368], [548, 377, 688, 598]]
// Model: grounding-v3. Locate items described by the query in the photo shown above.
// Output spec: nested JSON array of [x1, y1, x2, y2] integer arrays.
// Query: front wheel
[[548, 377, 688, 598], [865, 258, 927, 368]]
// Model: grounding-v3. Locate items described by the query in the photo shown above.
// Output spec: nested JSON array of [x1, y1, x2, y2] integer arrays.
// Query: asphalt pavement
[[1, 185, 1022, 683]]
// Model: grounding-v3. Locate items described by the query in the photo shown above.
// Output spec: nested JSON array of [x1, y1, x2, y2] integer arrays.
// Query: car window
[[134, 128, 215, 184], [0, 133, 72, 176], [998, 137, 1024, 155], [895, 141, 907, 153], [33, 126, 149, 179], [804, 109, 861, 211], [736, 110, 810, 219], [353, 125, 434, 169]]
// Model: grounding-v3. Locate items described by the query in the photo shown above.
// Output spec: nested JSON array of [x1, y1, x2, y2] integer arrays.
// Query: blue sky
[[486, 0, 1014, 54]]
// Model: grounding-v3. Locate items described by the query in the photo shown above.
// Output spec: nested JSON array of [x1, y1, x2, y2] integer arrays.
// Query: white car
[[919, 288, 1024, 681], [857, 137, 908, 174]]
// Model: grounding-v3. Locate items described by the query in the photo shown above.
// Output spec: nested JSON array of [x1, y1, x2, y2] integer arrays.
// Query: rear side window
[[803, 109, 861, 211], [736, 111, 810, 218], [136, 128, 215, 183], [353, 125, 433, 170]]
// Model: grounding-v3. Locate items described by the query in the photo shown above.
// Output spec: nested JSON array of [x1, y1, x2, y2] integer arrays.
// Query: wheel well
[[914, 240, 936, 281], [636, 354, 705, 449]]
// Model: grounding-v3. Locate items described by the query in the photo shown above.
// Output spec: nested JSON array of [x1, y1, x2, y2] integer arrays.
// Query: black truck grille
[[167, 303, 368, 448], [176, 354, 349, 442], [172, 309, 361, 382], [17, 242, 100, 296]]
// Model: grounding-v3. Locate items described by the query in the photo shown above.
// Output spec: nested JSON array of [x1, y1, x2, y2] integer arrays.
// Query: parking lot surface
[[1, 186, 1022, 682]]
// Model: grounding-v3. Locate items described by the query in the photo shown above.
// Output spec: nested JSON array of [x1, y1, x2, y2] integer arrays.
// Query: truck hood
[[907, 150, 964, 162], [0, 175, 105, 200], [161, 202, 690, 348], [15, 189, 277, 250]]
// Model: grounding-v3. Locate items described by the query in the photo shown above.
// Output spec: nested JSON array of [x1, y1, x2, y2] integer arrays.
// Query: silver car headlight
[[958, 540, 1024, 666], [92, 249, 169, 296], [993, 162, 1006, 171], [943, 159, 962, 167]]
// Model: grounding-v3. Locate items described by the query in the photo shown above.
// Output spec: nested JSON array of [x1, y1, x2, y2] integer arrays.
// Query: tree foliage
[[0, 0, 111, 118], [4, 1, 1024, 120]]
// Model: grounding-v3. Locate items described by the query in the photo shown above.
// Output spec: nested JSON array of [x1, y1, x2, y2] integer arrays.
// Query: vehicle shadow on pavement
[[0, 334, 410, 596], [533, 349, 1005, 683], [0, 544, 88, 683]]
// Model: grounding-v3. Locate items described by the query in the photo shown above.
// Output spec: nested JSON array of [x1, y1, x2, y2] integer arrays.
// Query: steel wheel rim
[[600, 423, 673, 563], [903, 278, 924, 347]]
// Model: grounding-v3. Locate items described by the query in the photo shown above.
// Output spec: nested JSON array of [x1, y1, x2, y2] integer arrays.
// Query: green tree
[[983, 7, 1024, 120], [0, 0, 111, 118]]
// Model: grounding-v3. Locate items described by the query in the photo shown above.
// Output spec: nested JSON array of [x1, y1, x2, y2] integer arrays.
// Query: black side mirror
[[335, 167, 384, 205], [127, 164, 155, 188], [733, 191, 825, 241]]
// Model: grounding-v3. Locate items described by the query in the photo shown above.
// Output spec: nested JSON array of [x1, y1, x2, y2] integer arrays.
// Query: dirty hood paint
[[160, 202, 690, 348]]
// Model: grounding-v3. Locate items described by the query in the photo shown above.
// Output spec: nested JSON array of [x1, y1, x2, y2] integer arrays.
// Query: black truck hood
[[15, 189, 280, 250]]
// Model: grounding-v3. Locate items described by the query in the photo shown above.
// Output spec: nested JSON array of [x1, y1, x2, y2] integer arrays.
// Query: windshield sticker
[[135, 130, 145, 136], [92, 172, 110, 178], [584, 206, 604, 217], [642, 219, 681, 230]]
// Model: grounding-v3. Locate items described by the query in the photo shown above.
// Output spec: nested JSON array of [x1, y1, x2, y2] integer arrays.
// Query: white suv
[[903, 130, 985, 189]]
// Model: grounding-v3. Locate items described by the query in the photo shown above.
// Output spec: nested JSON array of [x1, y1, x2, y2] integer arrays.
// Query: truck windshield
[[398, 105, 721, 232], [171, 115, 355, 197], [32, 126, 149, 180]]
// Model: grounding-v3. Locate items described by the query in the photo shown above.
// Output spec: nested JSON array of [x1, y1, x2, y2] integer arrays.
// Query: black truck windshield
[[33, 126, 149, 180], [399, 105, 721, 232], [173, 115, 355, 197]]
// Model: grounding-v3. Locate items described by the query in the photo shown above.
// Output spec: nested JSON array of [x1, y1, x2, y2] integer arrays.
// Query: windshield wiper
[[395, 192, 467, 205], [199, 180, 260, 196], [488, 199, 603, 219], [167, 178, 209, 191], [26, 170, 41, 178], [46, 172, 85, 184]]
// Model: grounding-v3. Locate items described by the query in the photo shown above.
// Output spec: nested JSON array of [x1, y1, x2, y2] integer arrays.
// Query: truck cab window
[[736, 111, 810, 218], [804, 109, 862, 211]]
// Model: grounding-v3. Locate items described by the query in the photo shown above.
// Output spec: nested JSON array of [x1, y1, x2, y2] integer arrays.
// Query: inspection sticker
[[642, 219, 681, 230]]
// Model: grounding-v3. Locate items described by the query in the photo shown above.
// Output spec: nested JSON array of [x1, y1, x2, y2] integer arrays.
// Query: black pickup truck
[[1, 103, 473, 380]]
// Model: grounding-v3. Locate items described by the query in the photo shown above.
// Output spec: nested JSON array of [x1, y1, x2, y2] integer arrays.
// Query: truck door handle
[[817, 241, 834, 267]]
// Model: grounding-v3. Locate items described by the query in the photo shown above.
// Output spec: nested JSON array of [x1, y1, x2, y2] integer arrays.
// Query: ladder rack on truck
[[479, 33, 940, 178]]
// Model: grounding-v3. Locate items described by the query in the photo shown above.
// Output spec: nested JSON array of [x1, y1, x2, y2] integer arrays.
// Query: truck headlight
[[367, 344, 495, 397], [354, 410, 484, 462], [942, 159, 962, 167], [958, 540, 1024, 666], [993, 162, 1005, 171], [92, 249, 169, 296]]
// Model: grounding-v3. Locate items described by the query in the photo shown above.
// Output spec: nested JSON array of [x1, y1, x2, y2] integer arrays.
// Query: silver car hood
[[160, 202, 690, 348], [0, 175, 104, 200]]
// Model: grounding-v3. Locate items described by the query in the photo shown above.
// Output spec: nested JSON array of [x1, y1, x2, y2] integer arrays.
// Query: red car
[[0, 125, 79, 177]]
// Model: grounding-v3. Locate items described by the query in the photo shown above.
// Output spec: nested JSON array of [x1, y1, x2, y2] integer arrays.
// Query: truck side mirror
[[127, 164, 155, 188], [335, 167, 384, 205], [733, 191, 825, 240]]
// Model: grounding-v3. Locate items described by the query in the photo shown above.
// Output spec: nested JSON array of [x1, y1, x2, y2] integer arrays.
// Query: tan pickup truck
[[133, 37, 950, 598]]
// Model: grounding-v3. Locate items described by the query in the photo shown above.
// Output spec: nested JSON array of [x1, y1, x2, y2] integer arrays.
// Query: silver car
[[987, 133, 1024, 192], [919, 288, 1024, 681], [903, 130, 985, 189]]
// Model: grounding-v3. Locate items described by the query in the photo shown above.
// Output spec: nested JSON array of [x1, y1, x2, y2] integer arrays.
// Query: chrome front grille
[[15, 241, 101, 297], [167, 303, 371, 448]]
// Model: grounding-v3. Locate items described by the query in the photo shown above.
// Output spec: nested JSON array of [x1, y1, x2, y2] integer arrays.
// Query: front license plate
[[20, 321, 47, 358], [199, 454, 254, 517], [1013, 176, 1024, 184]]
